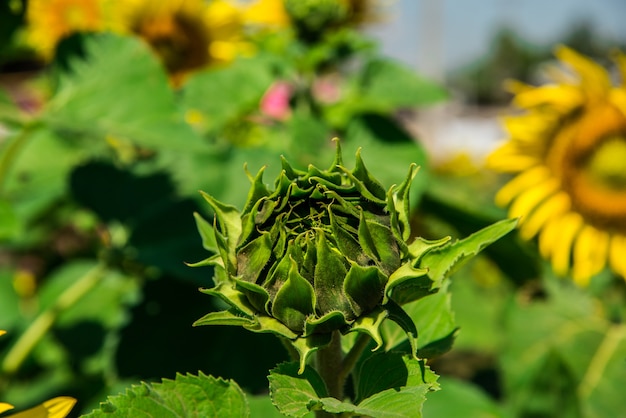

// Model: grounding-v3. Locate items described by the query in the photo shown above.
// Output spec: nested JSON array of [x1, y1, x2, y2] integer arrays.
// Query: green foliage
[[269, 355, 439, 418], [45, 33, 203, 152], [500, 275, 626, 418], [1, 5, 583, 417], [422, 377, 508, 418], [181, 55, 275, 134], [84, 372, 248, 418]]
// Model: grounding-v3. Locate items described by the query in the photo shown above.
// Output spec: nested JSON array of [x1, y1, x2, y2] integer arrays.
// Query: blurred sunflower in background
[[488, 46, 626, 285], [25, 0, 110, 59], [239, 0, 380, 33], [24, 0, 247, 85], [114, 0, 247, 85], [239, 0, 290, 29]]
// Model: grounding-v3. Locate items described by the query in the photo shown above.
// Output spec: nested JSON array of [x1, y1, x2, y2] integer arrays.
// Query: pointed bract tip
[[330, 137, 343, 170]]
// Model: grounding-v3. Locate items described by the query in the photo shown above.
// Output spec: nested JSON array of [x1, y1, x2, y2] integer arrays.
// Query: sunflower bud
[[192, 140, 450, 372]]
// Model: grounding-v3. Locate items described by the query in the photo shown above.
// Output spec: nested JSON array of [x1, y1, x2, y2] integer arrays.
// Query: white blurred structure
[[368, 0, 626, 166]]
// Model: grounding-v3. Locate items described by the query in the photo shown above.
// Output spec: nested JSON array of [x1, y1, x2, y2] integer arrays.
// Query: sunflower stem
[[338, 333, 371, 388], [1, 263, 106, 376], [0, 121, 38, 194], [316, 330, 343, 418]]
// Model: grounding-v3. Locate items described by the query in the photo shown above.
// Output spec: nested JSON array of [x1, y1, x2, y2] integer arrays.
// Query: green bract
[[192, 140, 450, 372]]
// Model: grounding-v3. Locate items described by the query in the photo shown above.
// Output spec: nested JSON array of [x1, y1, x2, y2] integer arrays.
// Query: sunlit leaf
[[45, 33, 204, 152], [84, 372, 248, 417], [422, 377, 508, 418]]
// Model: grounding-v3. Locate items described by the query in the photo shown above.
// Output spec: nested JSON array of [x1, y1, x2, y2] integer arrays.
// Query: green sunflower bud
[[284, 0, 349, 42], [192, 140, 449, 373]]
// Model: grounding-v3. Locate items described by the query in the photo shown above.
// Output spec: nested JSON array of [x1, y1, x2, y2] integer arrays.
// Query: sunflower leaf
[[419, 218, 518, 287], [83, 372, 249, 417], [45, 33, 205, 151], [318, 355, 439, 417], [268, 362, 328, 417]]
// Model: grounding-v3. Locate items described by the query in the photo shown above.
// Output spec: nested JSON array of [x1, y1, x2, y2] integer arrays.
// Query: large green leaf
[[382, 289, 457, 358], [501, 276, 626, 418], [381, 219, 516, 355], [248, 395, 310, 418], [324, 58, 447, 127], [354, 353, 439, 404], [269, 356, 438, 418], [268, 362, 328, 418], [3, 128, 90, 226], [358, 58, 448, 110], [45, 33, 204, 151], [422, 377, 509, 418], [0, 268, 22, 330], [0, 198, 18, 240], [181, 55, 275, 133], [419, 218, 518, 288], [84, 372, 249, 417], [422, 176, 539, 284]]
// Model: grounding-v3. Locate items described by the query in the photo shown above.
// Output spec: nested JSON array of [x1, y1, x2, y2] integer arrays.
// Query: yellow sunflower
[[237, 0, 380, 29], [0, 331, 76, 418], [113, 0, 246, 85], [488, 46, 626, 285], [25, 0, 109, 59], [239, 0, 290, 28]]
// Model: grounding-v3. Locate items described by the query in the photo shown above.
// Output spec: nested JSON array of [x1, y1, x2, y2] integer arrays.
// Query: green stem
[[1, 263, 106, 375], [338, 333, 371, 388], [316, 331, 343, 418], [0, 122, 37, 194]]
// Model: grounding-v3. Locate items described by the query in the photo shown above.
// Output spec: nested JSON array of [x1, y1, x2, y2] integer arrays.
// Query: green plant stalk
[[0, 122, 37, 194], [339, 333, 371, 389], [578, 323, 626, 399], [316, 331, 344, 418], [1, 263, 106, 375]]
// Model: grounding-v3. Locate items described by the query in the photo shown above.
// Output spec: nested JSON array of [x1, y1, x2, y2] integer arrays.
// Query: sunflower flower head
[[25, 0, 109, 59], [191, 139, 451, 372], [488, 46, 626, 285], [239, 0, 291, 29], [114, 0, 246, 84]]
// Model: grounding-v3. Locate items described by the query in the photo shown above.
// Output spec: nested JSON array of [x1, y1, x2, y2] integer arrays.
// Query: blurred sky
[[367, 0, 626, 78]]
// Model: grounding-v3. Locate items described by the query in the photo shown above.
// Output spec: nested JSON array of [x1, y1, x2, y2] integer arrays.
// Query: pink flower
[[260, 81, 292, 120], [312, 75, 341, 104]]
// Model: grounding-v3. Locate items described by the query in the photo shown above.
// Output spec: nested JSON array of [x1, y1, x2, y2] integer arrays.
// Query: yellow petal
[[538, 212, 582, 274], [572, 226, 609, 286], [513, 84, 584, 113], [0, 330, 6, 337], [509, 177, 560, 221], [487, 142, 539, 173], [609, 234, 626, 279], [518, 191, 570, 240], [501, 112, 555, 146], [555, 46, 611, 94], [494, 166, 551, 207], [504, 79, 531, 94], [609, 88, 626, 117], [8, 397, 76, 418], [0, 403, 14, 414], [242, 0, 290, 27]]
